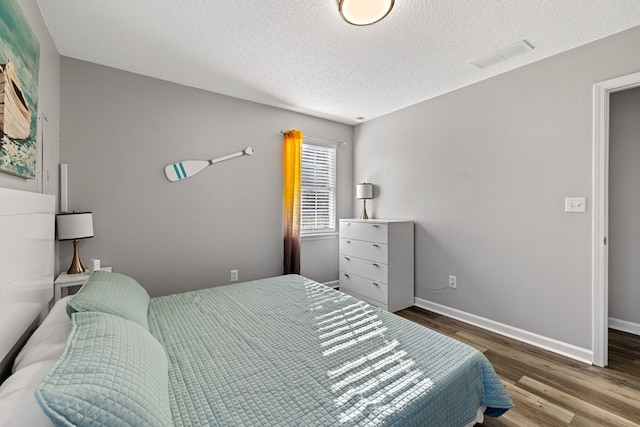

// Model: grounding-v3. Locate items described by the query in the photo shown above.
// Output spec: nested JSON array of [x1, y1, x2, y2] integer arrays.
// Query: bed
[[0, 270, 513, 426], [0, 188, 512, 426]]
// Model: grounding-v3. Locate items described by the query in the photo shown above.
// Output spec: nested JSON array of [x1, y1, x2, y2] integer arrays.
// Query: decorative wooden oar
[[164, 146, 254, 182]]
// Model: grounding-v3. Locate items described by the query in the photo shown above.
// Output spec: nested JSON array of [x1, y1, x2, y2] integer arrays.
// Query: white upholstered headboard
[[0, 188, 55, 381]]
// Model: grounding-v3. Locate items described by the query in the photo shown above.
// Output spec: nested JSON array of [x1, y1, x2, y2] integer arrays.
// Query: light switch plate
[[565, 197, 586, 213]]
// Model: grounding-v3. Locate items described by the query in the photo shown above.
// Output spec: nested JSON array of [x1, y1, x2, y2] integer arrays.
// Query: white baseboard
[[323, 280, 339, 289], [609, 317, 640, 336], [414, 297, 593, 364]]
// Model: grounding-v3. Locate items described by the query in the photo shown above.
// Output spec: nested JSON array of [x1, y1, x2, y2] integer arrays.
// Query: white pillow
[[12, 296, 73, 373], [0, 360, 56, 427]]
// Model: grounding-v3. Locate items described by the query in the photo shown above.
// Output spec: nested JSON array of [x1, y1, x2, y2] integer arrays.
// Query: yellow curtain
[[283, 129, 303, 275]]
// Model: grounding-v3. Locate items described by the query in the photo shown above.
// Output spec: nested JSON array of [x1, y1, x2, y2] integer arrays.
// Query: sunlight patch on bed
[[304, 280, 434, 425]]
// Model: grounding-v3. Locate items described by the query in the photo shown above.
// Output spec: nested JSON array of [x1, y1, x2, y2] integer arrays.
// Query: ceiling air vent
[[472, 40, 534, 69]]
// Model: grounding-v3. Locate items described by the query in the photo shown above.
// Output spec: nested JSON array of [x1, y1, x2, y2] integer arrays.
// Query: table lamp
[[356, 183, 373, 219], [56, 212, 94, 274]]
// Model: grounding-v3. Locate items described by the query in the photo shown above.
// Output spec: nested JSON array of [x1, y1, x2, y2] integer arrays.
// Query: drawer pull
[[344, 256, 350, 261], [346, 240, 351, 243], [372, 224, 379, 228], [372, 282, 380, 286], [372, 263, 379, 267], [344, 273, 350, 278], [372, 244, 379, 247]]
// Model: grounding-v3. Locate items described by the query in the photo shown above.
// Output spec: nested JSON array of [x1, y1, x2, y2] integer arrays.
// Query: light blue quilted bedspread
[[148, 275, 512, 426]]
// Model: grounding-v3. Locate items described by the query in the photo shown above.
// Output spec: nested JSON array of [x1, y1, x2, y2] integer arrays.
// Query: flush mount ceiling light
[[338, 0, 395, 26]]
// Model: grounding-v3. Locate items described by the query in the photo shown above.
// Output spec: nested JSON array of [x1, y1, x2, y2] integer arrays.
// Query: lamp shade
[[56, 212, 94, 241], [356, 183, 373, 199], [338, 0, 394, 26]]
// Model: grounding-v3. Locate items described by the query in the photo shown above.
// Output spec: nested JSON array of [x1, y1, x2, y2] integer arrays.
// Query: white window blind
[[301, 143, 336, 234]]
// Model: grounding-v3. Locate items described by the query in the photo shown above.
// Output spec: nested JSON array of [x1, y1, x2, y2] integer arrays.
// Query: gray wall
[[609, 87, 640, 326], [60, 58, 352, 297], [301, 236, 340, 284], [354, 25, 640, 350], [0, 0, 60, 199]]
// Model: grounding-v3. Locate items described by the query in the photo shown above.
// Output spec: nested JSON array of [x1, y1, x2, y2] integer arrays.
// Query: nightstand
[[54, 266, 112, 302]]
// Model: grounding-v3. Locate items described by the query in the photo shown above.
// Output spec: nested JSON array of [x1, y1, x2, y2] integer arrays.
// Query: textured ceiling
[[37, 0, 640, 124]]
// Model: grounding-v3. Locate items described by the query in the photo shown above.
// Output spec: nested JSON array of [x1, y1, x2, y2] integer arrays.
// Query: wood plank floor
[[395, 307, 640, 426]]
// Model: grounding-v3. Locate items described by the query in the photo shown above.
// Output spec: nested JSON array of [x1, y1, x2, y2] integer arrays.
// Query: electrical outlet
[[448, 275, 457, 289], [230, 270, 238, 282]]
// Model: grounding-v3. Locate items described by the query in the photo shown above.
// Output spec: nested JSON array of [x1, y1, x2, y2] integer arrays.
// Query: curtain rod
[[280, 130, 346, 146]]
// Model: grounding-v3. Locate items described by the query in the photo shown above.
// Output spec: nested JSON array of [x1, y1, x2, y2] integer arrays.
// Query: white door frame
[[592, 71, 640, 367]]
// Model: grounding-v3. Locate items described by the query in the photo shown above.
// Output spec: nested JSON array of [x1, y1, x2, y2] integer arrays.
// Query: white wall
[[609, 86, 640, 326], [354, 25, 640, 350], [0, 0, 59, 198], [59, 58, 353, 296]]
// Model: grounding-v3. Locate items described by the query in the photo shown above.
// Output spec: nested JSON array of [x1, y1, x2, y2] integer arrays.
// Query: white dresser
[[339, 219, 414, 312]]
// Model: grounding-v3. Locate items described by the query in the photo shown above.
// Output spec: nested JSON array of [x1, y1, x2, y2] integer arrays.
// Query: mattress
[[148, 274, 512, 426]]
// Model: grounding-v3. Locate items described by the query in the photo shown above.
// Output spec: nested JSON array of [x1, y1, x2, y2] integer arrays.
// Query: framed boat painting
[[0, 0, 39, 179]]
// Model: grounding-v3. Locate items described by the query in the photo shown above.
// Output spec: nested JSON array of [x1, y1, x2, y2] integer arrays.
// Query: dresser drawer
[[340, 238, 388, 263], [340, 221, 388, 244], [339, 256, 388, 284], [339, 272, 388, 305], [340, 287, 388, 311]]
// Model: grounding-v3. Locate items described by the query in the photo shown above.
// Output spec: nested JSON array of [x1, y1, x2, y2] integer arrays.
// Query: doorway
[[592, 71, 640, 367]]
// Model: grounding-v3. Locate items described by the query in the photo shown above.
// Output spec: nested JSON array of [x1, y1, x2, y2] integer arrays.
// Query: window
[[301, 143, 336, 234]]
